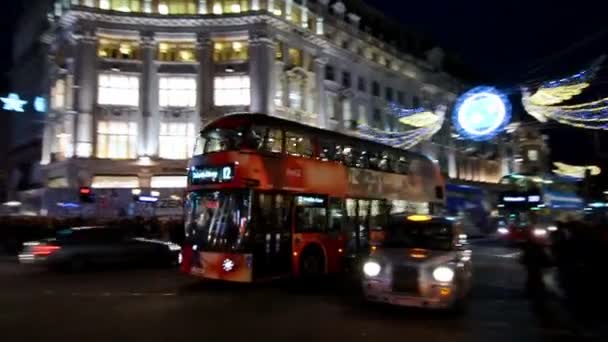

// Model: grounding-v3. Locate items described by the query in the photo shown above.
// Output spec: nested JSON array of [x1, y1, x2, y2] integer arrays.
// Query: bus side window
[[358, 200, 371, 248], [295, 196, 327, 233], [286, 132, 313, 158], [318, 140, 334, 161], [342, 145, 355, 167], [264, 128, 283, 153], [378, 153, 392, 172], [355, 149, 369, 169], [395, 155, 409, 174], [329, 198, 345, 232]]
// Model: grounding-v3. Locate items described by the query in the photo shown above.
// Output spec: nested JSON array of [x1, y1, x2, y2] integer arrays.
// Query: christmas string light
[[356, 105, 446, 149], [522, 57, 608, 129], [524, 57, 603, 107]]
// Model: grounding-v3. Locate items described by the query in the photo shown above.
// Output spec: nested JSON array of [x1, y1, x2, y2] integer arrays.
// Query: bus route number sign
[[190, 165, 234, 185]]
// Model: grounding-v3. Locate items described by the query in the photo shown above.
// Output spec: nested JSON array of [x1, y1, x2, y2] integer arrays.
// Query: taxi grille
[[392, 266, 419, 294]]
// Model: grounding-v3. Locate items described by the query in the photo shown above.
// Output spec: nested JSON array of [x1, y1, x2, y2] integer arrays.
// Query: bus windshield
[[185, 190, 251, 251], [376, 220, 454, 251]]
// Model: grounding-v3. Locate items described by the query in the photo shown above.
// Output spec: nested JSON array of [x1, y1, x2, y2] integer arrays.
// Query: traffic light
[[79, 187, 95, 203]]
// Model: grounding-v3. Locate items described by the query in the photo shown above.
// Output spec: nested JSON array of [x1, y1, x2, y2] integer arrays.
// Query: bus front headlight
[[432, 266, 455, 282], [363, 261, 381, 277]]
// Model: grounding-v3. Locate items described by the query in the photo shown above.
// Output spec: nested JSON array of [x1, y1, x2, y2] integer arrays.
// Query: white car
[[362, 215, 472, 310]]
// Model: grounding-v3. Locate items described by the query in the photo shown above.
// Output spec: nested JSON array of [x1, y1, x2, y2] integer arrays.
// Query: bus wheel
[[299, 247, 325, 279]]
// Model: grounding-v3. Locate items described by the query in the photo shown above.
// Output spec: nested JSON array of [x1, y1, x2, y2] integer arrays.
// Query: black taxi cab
[[361, 214, 472, 310]]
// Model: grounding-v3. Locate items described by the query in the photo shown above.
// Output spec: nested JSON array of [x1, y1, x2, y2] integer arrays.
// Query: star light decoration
[[522, 57, 608, 129], [357, 104, 446, 149], [0, 93, 28, 112]]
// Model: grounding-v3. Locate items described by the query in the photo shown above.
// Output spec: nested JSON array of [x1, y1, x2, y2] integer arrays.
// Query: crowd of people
[[522, 218, 608, 308]]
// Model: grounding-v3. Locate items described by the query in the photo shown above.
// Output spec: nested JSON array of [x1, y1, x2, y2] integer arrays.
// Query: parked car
[[361, 214, 472, 310], [18, 226, 181, 271]]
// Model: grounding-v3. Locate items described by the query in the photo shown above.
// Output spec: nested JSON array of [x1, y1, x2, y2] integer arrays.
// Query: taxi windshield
[[376, 220, 454, 251]]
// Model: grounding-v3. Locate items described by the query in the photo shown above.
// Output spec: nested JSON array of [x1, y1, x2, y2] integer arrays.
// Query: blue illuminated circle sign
[[453, 86, 511, 141]]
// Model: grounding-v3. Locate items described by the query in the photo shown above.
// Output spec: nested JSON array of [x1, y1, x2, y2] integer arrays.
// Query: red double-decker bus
[[180, 113, 445, 282]]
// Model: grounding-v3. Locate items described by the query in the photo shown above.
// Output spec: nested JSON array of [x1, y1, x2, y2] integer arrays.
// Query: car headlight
[[432, 266, 455, 282], [533, 228, 547, 237], [497, 227, 509, 235], [547, 225, 558, 232], [178, 252, 183, 265], [363, 261, 381, 277]]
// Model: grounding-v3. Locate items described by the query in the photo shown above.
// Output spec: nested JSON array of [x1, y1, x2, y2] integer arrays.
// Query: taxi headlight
[[363, 261, 381, 277], [497, 227, 509, 235], [432, 266, 455, 282], [533, 228, 547, 237]]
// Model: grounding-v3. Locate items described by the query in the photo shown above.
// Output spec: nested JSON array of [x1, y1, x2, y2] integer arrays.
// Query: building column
[[40, 117, 53, 165], [73, 28, 97, 158], [140, 32, 159, 158], [249, 24, 276, 114], [314, 57, 328, 128], [196, 31, 214, 123]]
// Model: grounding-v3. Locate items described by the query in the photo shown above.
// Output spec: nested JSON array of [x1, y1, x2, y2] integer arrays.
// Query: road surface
[[0, 241, 604, 341]]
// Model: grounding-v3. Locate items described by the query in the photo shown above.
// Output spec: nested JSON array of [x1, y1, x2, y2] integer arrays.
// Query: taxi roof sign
[[406, 214, 432, 222]]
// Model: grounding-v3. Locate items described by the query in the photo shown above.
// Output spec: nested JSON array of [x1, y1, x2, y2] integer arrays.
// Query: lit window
[[99, 0, 110, 10], [48, 177, 68, 188], [214, 75, 250, 106], [96, 121, 138, 159], [98, 74, 139, 106], [218, 0, 246, 13], [326, 94, 336, 120], [159, 76, 197, 107], [98, 38, 139, 60], [51, 79, 66, 109], [159, 122, 195, 159], [158, 3, 169, 14], [158, 0, 197, 14], [109, 0, 141, 12], [275, 41, 284, 61], [286, 132, 312, 158], [91, 176, 140, 188], [157, 42, 196, 62], [288, 48, 303, 67], [288, 79, 302, 109], [151, 176, 187, 188], [213, 40, 249, 62]]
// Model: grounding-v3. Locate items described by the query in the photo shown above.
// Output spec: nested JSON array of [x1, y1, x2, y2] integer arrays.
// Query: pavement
[[0, 241, 606, 342]]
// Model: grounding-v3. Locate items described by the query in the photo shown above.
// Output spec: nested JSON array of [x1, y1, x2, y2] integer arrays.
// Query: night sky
[[366, 0, 608, 184]]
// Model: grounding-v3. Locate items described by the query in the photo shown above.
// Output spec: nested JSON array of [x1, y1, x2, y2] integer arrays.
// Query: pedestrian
[[521, 234, 550, 299]]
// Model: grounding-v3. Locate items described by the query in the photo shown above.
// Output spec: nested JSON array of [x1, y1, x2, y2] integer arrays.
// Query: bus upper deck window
[[286, 132, 312, 158], [264, 129, 283, 153], [396, 156, 409, 174], [319, 140, 338, 162], [355, 150, 369, 168], [379, 154, 392, 171]]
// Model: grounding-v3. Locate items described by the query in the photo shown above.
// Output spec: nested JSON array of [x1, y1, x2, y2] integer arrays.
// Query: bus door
[[251, 192, 292, 278], [345, 199, 371, 254]]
